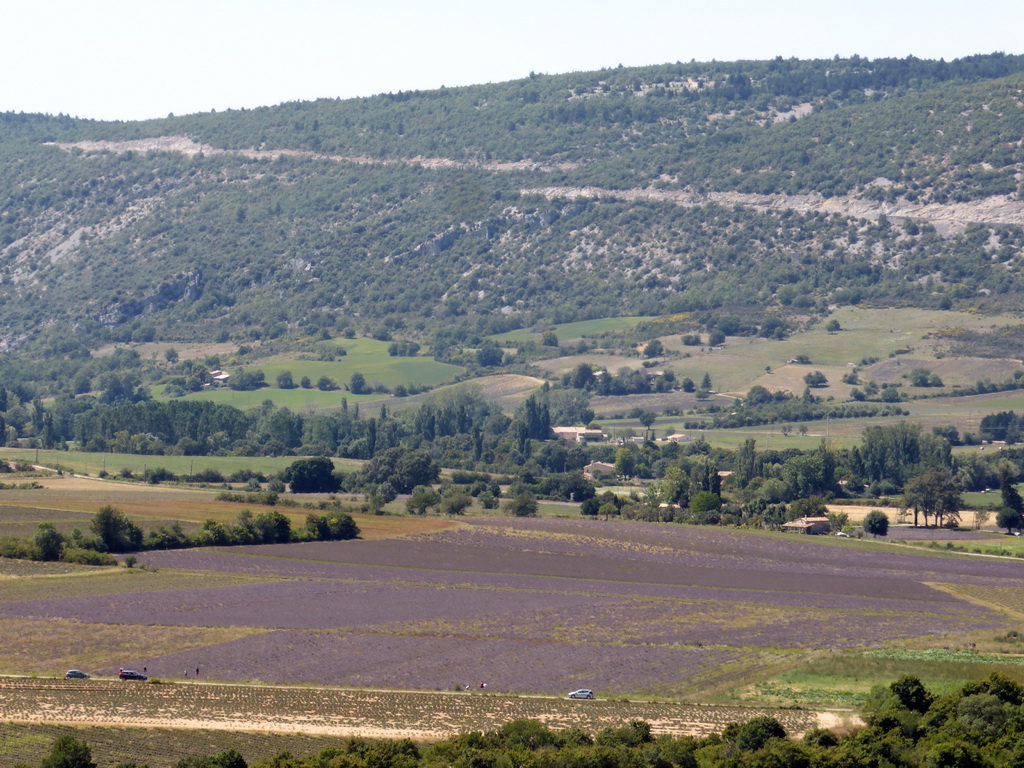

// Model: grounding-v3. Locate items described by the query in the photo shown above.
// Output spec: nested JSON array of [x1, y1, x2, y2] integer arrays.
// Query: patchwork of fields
[[1, 518, 1020, 706]]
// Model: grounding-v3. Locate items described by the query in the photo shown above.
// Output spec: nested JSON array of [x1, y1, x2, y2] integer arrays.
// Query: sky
[[4, 0, 1024, 122]]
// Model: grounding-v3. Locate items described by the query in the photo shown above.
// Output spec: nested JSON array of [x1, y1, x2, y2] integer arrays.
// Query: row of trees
[[2, 503, 360, 565], [34, 398, 1024, 533]]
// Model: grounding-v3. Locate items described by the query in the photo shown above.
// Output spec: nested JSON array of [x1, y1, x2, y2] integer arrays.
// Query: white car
[[568, 689, 594, 699], [834, 531, 850, 537]]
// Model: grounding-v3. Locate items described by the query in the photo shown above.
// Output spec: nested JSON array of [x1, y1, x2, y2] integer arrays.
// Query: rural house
[[782, 516, 831, 534], [583, 461, 616, 480], [553, 426, 606, 444]]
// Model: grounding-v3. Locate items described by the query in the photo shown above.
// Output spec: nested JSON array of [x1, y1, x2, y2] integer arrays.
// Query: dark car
[[65, 669, 90, 679], [568, 689, 594, 699], [119, 669, 148, 681]]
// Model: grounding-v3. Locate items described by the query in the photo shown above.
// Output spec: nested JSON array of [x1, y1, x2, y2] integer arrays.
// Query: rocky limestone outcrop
[[527, 187, 1024, 233], [97, 271, 201, 326]]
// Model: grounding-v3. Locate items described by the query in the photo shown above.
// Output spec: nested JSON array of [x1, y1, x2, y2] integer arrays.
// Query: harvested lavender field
[[0, 677, 823, 743], [0, 517, 1020, 700]]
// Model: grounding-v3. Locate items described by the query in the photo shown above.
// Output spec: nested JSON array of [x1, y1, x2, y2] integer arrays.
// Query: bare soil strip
[[0, 678, 830, 740], [530, 186, 1024, 231], [51, 138, 576, 173]]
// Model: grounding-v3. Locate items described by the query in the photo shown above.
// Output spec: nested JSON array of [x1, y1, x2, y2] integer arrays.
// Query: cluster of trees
[[20, 374, 1024, 533], [980, 412, 1024, 444], [560, 362, 685, 396], [546, 422, 1024, 533], [997, 464, 1024, 533], [33, 672, 1024, 768], [708, 385, 904, 429], [0, 503, 359, 566], [7, 346, 1023, 535]]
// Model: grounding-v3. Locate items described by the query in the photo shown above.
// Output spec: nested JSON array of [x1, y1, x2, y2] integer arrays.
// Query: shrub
[[191, 468, 225, 483], [864, 510, 890, 537], [41, 734, 96, 768], [284, 457, 341, 493], [34, 523, 65, 561], [734, 716, 786, 752], [144, 467, 176, 484], [61, 548, 117, 566], [440, 491, 473, 515], [0, 536, 36, 559], [506, 492, 539, 517]]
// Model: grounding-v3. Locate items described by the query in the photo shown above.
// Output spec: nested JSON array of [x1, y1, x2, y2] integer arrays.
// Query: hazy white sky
[[5, 0, 1023, 121]]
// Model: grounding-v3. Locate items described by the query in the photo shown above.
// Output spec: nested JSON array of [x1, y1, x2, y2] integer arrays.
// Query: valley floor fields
[[2, 514, 1024, 722]]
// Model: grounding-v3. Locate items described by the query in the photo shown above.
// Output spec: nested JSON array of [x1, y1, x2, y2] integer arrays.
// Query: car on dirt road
[[568, 689, 594, 699], [65, 669, 90, 679], [119, 669, 148, 681]]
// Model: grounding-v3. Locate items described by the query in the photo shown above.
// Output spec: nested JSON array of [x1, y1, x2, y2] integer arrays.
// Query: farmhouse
[[208, 370, 230, 386], [782, 516, 831, 534], [583, 461, 616, 480], [553, 426, 606, 444]]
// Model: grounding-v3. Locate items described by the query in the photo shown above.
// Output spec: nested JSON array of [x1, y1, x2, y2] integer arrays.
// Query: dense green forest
[[2, 53, 1024, 353]]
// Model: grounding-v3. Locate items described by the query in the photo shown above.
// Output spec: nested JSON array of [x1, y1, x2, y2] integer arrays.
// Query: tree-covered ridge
[[6, 53, 1024, 199], [5, 167, 1024, 351], [1, 54, 1024, 351]]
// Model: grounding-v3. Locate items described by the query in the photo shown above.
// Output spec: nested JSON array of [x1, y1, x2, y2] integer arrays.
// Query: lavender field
[[1, 517, 1019, 697]]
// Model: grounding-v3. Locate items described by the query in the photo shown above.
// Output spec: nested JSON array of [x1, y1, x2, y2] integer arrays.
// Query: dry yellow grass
[[825, 504, 901, 524], [0, 479, 463, 538], [349, 514, 465, 539], [0, 620, 264, 675]]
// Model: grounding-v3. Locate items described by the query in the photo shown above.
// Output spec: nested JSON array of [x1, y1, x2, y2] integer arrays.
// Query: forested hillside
[[2, 53, 1024, 354]]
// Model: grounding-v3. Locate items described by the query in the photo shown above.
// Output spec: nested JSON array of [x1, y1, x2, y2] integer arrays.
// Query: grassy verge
[[489, 317, 653, 344], [0, 448, 363, 478], [730, 645, 1024, 709]]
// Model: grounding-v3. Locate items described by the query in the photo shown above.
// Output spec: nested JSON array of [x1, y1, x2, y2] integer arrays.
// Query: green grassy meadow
[[489, 316, 653, 344], [739, 647, 1024, 709], [151, 384, 389, 412], [0, 448, 363, 478], [263, 337, 465, 388], [659, 307, 1024, 398], [912, 535, 1024, 558], [155, 338, 464, 411], [385, 374, 547, 414]]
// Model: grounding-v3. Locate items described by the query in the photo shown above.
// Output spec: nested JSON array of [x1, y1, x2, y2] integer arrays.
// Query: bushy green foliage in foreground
[[32, 674, 1024, 768]]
